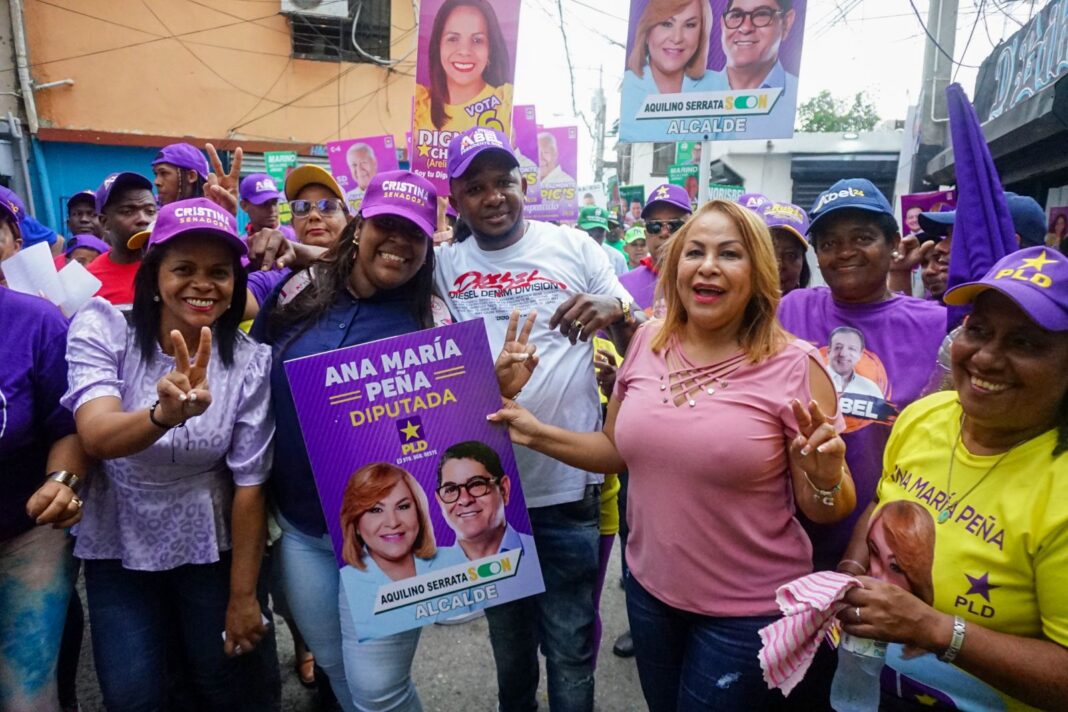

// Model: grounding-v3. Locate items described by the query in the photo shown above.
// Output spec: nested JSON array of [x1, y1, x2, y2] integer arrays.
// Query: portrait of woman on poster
[[417, 0, 513, 131], [623, 0, 715, 95]]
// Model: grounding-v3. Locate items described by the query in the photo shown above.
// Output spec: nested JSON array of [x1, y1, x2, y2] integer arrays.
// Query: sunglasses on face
[[290, 198, 345, 218], [436, 476, 500, 504], [645, 219, 686, 235], [722, 7, 783, 29]]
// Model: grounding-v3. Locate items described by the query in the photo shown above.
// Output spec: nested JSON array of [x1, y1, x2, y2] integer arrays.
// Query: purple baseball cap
[[760, 201, 810, 248], [67, 190, 97, 211], [360, 170, 438, 238], [641, 183, 692, 219], [738, 193, 770, 210], [64, 233, 110, 256], [95, 172, 154, 213], [0, 186, 27, 226], [447, 127, 519, 180], [152, 143, 210, 179], [943, 247, 1068, 331], [126, 197, 246, 256], [240, 173, 284, 205]]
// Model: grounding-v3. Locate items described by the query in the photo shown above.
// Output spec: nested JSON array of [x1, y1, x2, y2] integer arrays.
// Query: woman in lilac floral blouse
[[63, 199, 275, 711]]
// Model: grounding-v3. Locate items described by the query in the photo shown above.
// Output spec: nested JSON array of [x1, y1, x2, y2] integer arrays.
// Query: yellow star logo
[[399, 420, 421, 441], [417, 144, 431, 157], [1021, 250, 1056, 272], [914, 694, 938, 706], [655, 186, 670, 199]]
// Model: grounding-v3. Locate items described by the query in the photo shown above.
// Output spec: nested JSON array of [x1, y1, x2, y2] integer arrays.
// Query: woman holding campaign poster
[[415, 0, 513, 131], [835, 248, 1068, 711]]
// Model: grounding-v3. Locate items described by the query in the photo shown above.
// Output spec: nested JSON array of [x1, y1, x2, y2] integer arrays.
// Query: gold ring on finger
[[71, 496, 83, 509]]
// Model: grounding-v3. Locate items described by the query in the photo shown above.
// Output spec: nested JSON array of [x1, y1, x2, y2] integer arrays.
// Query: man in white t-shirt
[[437, 126, 642, 712]]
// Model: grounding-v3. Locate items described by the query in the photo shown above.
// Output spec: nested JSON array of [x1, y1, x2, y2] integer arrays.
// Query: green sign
[[264, 151, 298, 224], [667, 163, 700, 209], [708, 183, 745, 202]]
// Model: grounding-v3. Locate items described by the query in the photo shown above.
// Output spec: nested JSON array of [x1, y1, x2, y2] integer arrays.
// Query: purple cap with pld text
[[641, 183, 692, 218], [738, 193, 770, 210], [152, 143, 210, 179], [943, 247, 1068, 331], [240, 173, 284, 205], [760, 201, 810, 248], [95, 172, 154, 213], [360, 170, 439, 238], [447, 127, 519, 180], [0, 186, 27, 226], [126, 198, 246, 256]]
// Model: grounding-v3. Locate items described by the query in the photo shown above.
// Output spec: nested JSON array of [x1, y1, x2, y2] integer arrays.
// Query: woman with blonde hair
[[625, 0, 713, 94], [491, 199, 856, 710]]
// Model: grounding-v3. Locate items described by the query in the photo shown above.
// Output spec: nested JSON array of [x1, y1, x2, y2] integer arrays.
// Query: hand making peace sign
[[205, 143, 243, 216], [155, 328, 214, 427], [495, 309, 539, 399]]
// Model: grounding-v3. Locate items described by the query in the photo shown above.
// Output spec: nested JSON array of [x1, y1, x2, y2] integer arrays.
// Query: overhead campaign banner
[[412, 0, 522, 193], [900, 189, 956, 237], [284, 320, 544, 642], [511, 104, 540, 205], [620, 0, 807, 142], [327, 136, 400, 214], [264, 151, 298, 224], [526, 125, 578, 222]]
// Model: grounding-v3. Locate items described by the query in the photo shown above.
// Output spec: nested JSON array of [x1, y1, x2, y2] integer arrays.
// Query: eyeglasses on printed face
[[645, 219, 687, 236], [290, 198, 345, 218], [436, 476, 500, 504], [722, 7, 783, 29]]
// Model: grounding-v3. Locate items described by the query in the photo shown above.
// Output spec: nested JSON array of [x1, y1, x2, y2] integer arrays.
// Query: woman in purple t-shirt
[[492, 200, 856, 710]]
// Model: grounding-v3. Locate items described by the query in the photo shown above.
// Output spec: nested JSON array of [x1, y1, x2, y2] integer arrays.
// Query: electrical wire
[[907, 0, 982, 69], [952, 0, 986, 83]]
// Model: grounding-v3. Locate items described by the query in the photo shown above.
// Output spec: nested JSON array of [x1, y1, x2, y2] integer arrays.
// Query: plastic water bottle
[[830, 633, 886, 711]]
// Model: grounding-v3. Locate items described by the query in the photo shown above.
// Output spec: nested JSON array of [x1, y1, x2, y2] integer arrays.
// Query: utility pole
[[912, 0, 959, 189], [592, 65, 607, 183]]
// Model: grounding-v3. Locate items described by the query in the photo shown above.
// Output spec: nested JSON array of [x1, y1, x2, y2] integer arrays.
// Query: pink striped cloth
[[758, 571, 861, 695]]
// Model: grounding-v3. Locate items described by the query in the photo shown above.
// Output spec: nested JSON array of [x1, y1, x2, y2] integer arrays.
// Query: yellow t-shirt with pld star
[[414, 83, 512, 133], [873, 390, 1068, 711]]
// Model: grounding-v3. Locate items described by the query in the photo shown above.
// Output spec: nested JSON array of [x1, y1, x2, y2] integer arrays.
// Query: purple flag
[[945, 83, 1017, 329]]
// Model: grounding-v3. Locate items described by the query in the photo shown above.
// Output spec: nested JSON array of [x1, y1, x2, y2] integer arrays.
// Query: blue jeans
[[0, 525, 76, 712], [83, 554, 277, 712], [625, 573, 784, 712], [485, 485, 600, 712], [278, 517, 422, 712]]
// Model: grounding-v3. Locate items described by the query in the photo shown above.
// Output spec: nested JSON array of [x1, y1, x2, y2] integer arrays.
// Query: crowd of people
[[1, 124, 1066, 712]]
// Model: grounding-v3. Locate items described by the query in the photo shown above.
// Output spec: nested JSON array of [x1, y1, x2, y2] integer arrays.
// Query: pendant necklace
[[937, 415, 1027, 525]]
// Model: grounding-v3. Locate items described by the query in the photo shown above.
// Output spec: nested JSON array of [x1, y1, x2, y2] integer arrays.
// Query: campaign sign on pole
[[411, 0, 522, 193], [668, 163, 700, 208], [577, 183, 608, 210], [527, 125, 578, 222], [619, 184, 646, 226], [327, 136, 400, 214], [264, 151, 298, 224], [900, 189, 956, 237], [708, 183, 744, 202], [512, 104, 540, 205], [619, 0, 807, 143], [284, 320, 544, 642]]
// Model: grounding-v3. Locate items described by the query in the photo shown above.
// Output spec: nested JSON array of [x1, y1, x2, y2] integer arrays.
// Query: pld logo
[[397, 416, 428, 455]]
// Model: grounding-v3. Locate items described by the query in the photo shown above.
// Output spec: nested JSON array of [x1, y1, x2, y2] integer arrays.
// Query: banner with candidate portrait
[[284, 320, 544, 642], [900, 189, 956, 238], [511, 104, 541, 205], [620, 0, 808, 143], [326, 136, 400, 214], [411, 0, 522, 193], [264, 150, 298, 224], [526, 125, 579, 222]]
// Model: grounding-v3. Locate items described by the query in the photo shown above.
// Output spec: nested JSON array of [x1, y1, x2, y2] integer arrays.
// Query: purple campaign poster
[[901, 189, 956, 237], [620, 0, 808, 142], [284, 320, 544, 642], [512, 104, 540, 205], [1049, 206, 1068, 246], [411, 0, 523, 193], [326, 136, 400, 214], [527, 125, 578, 222]]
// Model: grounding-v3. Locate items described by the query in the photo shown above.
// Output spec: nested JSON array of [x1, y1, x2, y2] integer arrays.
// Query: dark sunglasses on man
[[645, 219, 687, 236], [722, 7, 783, 29], [290, 198, 346, 218]]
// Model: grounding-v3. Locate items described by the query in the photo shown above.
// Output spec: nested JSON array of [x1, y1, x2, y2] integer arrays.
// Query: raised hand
[[495, 310, 539, 398], [205, 143, 243, 215], [892, 234, 935, 273], [595, 348, 618, 399], [156, 328, 214, 426], [788, 398, 846, 490]]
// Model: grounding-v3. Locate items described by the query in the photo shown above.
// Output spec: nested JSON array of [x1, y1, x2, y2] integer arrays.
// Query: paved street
[[75, 540, 644, 711]]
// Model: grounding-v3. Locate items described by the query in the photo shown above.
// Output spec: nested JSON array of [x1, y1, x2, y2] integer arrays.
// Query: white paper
[[2, 241, 65, 305], [57, 259, 102, 317]]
